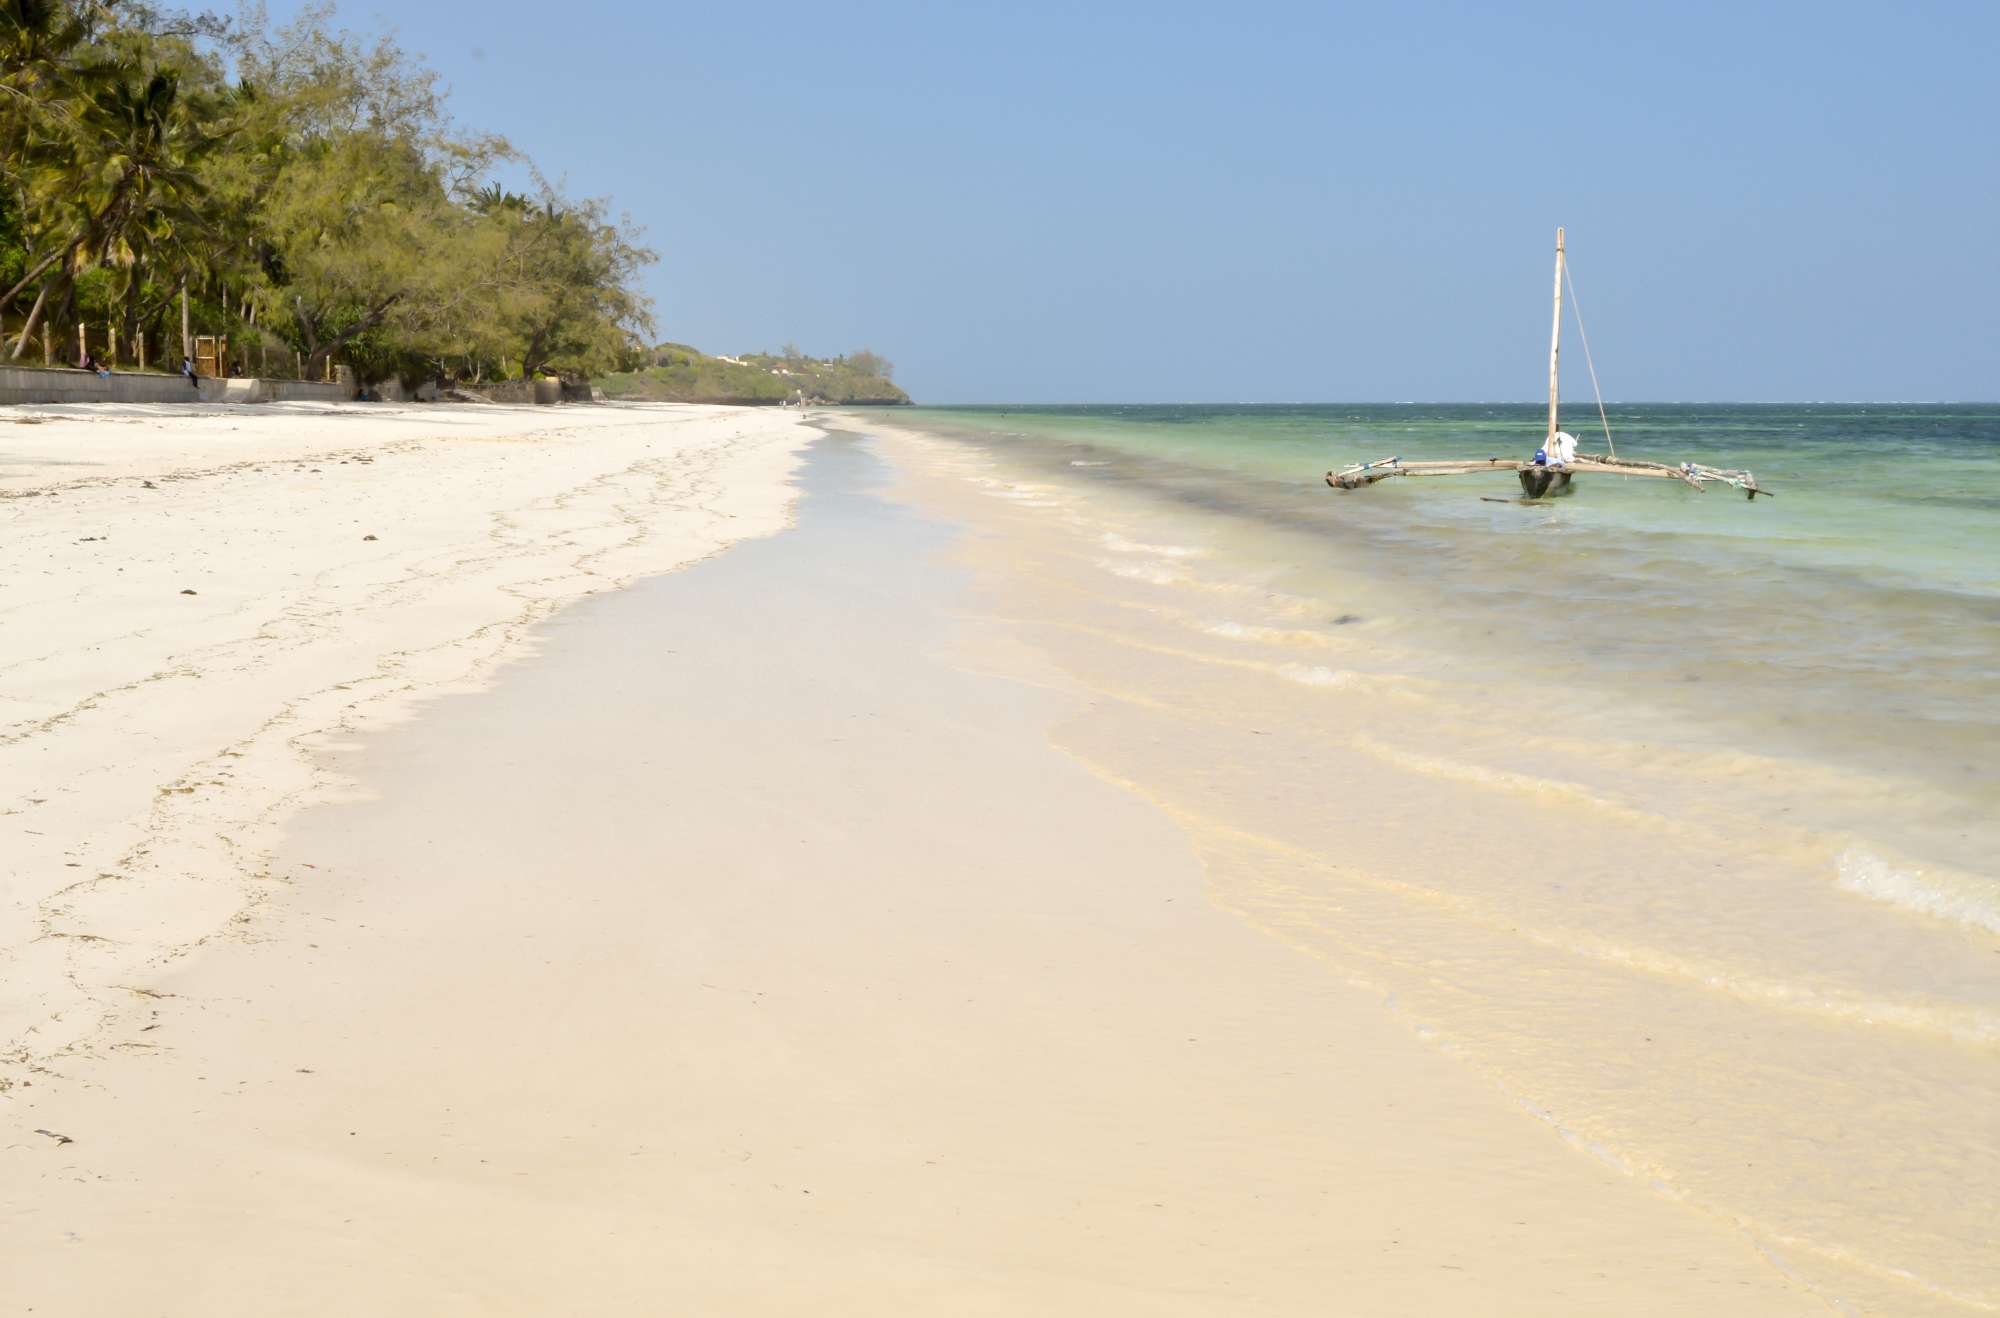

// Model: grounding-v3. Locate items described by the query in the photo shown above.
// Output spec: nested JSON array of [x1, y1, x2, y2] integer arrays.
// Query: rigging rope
[[1562, 263, 1616, 459]]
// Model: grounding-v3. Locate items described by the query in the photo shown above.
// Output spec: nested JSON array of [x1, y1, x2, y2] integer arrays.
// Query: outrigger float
[[1327, 229, 1770, 502]]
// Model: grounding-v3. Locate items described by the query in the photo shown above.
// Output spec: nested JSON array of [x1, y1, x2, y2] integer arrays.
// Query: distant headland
[[598, 344, 910, 406]]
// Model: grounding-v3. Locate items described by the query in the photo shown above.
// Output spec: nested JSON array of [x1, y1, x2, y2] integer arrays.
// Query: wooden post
[[180, 285, 191, 364], [108, 324, 117, 366], [77, 322, 87, 365], [1547, 226, 1564, 444], [137, 330, 145, 372], [41, 322, 50, 365]]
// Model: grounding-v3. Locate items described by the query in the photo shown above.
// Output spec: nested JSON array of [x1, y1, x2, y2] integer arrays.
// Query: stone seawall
[[0, 364, 350, 406]]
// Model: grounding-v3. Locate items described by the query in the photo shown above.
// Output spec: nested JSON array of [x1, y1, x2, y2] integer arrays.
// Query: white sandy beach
[[1, 401, 812, 1071], [1, 405, 1850, 1313]]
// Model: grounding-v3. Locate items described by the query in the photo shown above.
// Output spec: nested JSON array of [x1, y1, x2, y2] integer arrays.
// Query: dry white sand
[[1, 400, 811, 1073], [1, 421, 1826, 1314]]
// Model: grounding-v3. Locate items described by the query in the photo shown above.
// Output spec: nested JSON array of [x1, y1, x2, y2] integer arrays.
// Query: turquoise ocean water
[[883, 401, 2000, 1308], [902, 402, 2000, 896]]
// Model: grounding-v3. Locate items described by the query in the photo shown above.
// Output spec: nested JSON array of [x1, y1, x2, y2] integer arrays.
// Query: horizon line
[[903, 399, 2000, 408]]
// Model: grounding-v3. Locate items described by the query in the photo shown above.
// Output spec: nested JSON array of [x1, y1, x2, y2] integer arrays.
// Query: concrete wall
[[465, 379, 534, 404], [0, 363, 595, 409], [259, 379, 350, 403], [458, 379, 597, 405], [368, 379, 441, 403], [0, 364, 349, 406]]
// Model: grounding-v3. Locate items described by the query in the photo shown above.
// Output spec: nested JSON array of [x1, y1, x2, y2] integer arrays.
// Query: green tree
[[848, 348, 892, 380], [484, 193, 653, 380], [2, 2, 658, 382], [225, 6, 486, 377], [6, 50, 233, 357]]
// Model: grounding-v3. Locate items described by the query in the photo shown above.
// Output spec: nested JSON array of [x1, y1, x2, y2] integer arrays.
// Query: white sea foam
[[1835, 846, 2000, 938], [1069, 459, 1108, 467], [1096, 559, 1184, 586], [1278, 664, 1355, 688], [1100, 532, 1205, 558], [980, 485, 1062, 507]]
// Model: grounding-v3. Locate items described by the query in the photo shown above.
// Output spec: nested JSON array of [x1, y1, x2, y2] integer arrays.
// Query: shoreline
[[3, 426, 1826, 1313]]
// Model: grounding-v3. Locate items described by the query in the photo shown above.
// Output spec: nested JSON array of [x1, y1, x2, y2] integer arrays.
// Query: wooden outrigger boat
[[1327, 229, 1770, 501]]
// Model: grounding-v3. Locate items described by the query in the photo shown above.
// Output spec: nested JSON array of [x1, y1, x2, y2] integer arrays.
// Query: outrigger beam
[[1326, 454, 1770, 498]]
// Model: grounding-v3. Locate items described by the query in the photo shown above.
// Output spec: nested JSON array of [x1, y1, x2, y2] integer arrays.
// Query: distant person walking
[[181, 354, 199, 390]]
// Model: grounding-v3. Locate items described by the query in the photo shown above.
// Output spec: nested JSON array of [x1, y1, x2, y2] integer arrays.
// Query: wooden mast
[[1547, 226, 1564, 443]]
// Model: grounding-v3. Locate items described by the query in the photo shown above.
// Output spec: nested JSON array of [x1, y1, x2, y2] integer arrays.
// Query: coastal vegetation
[[0, 1, 653, 386], [598, 342, 910, 405]]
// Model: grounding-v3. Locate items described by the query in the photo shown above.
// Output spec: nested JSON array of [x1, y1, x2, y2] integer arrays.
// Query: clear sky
[[264, 0, 1996, 403]]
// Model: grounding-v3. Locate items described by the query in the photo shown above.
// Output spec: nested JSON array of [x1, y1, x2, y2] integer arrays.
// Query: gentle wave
[[1836, 846, 2000, 938], [1348, 733, 1673, 833], [1277, 663, 1357, 688], [972, 476, 1064, 506], [1200, 620, 1338, 649], [1069, 752, 2000, 1047]]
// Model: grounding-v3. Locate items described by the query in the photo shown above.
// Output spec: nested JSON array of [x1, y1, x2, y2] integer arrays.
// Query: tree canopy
[[0, 1, 655, 383]]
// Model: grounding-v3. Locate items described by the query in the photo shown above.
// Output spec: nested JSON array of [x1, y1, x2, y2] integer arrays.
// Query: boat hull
[[1518, 467, 1574, 499]]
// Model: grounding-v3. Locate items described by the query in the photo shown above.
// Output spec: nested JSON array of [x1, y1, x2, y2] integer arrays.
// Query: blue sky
[[266, 1, 1996, 402]]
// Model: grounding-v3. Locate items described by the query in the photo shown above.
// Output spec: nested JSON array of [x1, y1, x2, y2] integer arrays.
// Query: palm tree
[[2, 0, 92, 346], [6, 58, 234, 357], [0, 0, 84, 117], [468, 182, 529, 215]]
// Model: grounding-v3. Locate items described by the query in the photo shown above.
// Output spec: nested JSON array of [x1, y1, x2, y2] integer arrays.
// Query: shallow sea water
[[903, 403, 2000, 912], [873, 403, 2000, 1316]]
